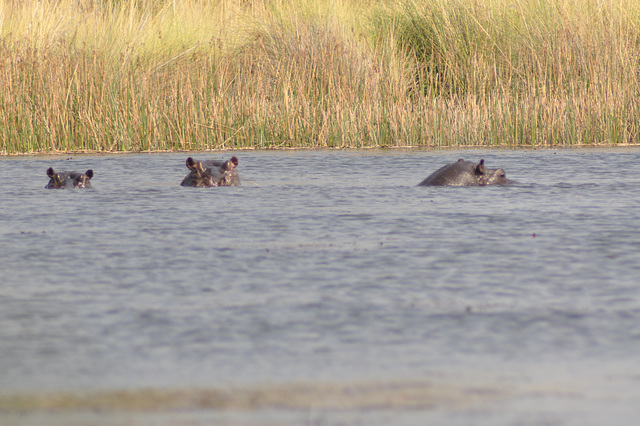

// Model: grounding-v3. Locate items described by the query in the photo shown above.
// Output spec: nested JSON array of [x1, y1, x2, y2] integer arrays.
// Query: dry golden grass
[[1, 0, 639, 154]]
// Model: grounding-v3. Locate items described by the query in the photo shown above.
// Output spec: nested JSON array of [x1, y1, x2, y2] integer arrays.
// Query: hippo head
[[184, 157, 216, 187], [46, 168, 93, 189], [474, 159, 511, 185], [181, 156, 241, 187], [418, 158, 514, 186]]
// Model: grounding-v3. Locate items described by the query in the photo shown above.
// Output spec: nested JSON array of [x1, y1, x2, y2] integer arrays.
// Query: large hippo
[[180, 156, 240, 187], [45, 167, 94, 189], [418, 159, 513, 186]]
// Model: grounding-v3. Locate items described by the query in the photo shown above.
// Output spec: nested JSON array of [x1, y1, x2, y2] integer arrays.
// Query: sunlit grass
[[1, 0, 639, 154]]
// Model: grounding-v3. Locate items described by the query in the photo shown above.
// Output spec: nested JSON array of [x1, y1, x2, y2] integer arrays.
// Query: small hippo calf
[[45, 167, 94, 189], [180, 156, 241, 187], [418, 159, 514, 186]]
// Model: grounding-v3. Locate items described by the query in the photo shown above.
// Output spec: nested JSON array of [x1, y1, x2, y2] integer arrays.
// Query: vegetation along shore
[[1, 0, 639, 154]]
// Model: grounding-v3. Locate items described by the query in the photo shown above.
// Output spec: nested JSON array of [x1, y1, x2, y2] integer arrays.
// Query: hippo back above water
[[180, 156, 240, 187], [45, 167, 94, 189], [418, 159, 513, 186]]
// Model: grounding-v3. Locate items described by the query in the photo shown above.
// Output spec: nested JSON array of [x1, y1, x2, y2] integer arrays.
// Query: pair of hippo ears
[[186, 156, 239, 171], [46, 167, 93, 178]]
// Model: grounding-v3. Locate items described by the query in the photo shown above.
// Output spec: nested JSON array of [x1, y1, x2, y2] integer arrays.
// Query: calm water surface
[[1, 149, 640, 425]]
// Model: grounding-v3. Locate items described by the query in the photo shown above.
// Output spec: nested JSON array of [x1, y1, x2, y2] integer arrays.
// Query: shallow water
[[2, 149, 640, 425]]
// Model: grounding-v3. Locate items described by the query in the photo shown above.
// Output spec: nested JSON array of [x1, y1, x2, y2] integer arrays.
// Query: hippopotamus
[[418, 159, 513, 186], [45, 167, 94, 189], [180, 156, 240, 187]]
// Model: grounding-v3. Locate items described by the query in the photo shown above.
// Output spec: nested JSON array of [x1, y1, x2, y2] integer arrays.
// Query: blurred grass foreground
[[1, 0, 639, 154]]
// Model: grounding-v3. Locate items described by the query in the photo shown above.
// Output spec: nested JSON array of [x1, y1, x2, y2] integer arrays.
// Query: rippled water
[[2, 149, 640, 425]]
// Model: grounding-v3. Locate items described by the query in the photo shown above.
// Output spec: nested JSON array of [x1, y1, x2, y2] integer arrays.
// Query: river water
[[1, 149, 640, 425]]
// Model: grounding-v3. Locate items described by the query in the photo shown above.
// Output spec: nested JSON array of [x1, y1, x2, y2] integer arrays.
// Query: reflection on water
[[1, 149, 640, 424]]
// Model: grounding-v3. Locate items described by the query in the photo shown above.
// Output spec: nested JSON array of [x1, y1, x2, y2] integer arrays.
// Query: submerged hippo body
[[45, 168, 93, 189], [180, 156, 240, 187], [418, 159, 513, 186]]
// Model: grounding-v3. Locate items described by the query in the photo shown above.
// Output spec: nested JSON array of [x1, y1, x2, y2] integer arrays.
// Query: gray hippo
[[418, 159, 513, 186], [180, 156, 240, 187], [45, 167, 93, 189]]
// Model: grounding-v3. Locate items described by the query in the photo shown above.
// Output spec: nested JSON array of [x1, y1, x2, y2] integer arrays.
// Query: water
[[1, 149, 640, 425]]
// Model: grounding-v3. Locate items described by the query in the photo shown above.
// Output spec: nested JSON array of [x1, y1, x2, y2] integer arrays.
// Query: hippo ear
[[186, 157, 196, 170], [458, 158, 464, 162], [475, 159, 485, 175], [85, 170, 93, 179], [47, 167, 55, 178], [230, 156, 239, 166], [222, 160, 236, 171]]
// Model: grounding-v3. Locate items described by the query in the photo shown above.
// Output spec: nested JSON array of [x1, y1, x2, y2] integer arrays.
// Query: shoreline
[[4, 143, 640, 157]]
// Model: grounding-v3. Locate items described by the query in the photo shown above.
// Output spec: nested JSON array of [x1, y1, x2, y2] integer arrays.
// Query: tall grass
[[1, 0, 639, 154]]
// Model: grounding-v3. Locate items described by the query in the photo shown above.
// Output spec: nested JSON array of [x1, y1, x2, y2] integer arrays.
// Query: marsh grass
[[1, 0, 639, 154]]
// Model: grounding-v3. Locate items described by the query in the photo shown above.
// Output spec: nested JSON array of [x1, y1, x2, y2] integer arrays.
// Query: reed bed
[[1, 0, 639, 154]]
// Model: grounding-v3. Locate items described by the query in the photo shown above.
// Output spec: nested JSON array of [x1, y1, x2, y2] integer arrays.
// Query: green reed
[[1, 0, 639, 154]]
